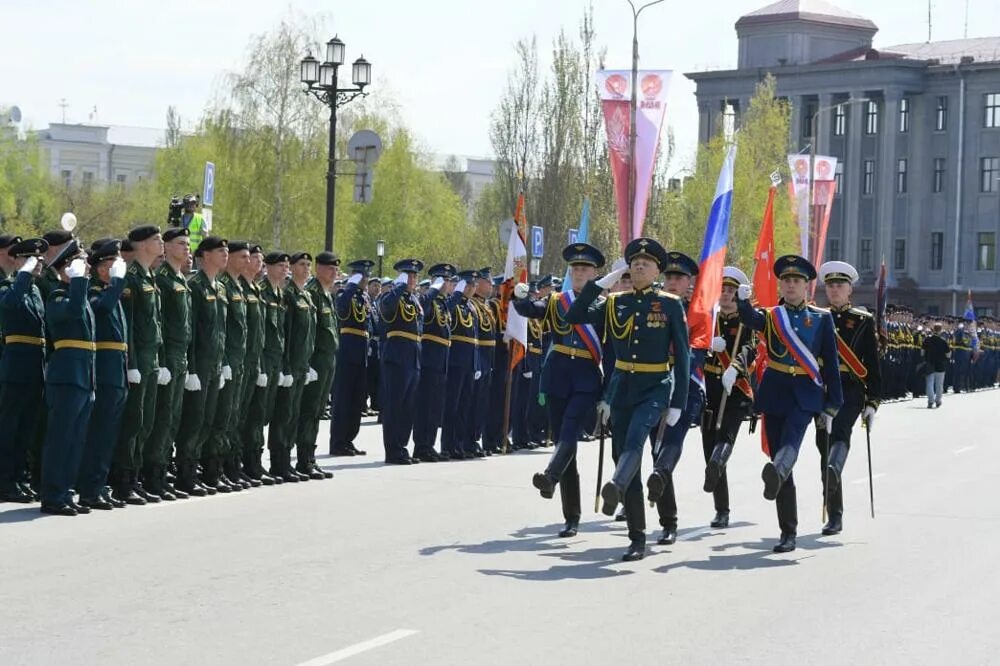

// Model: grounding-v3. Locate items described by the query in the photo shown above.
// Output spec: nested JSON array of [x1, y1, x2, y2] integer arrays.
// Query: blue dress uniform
[[513, 242, 607, 537], [331, 259, 375, 456], [510, 311, 543, 450], [645, 252, 706, 545], [484, 277, 508, 454], [567, 238, 690, 561], [379, 259, 427, 464], [469, 269, 498, 456], [442, 271, 481, 459], [77, 241, 129, 508], [737, 255, 843, 553], [412, 263, 458, 462], [39, 242, 97, 515], [0, 238, 48, 503]]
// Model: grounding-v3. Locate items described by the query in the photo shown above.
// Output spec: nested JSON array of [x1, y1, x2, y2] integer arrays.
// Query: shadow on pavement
[[652, 534, 841, 574], [0, 506, 49, 524]]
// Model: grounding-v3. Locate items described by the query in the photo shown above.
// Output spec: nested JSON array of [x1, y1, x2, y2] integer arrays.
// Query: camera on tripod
[[167, 193, 199, 228]]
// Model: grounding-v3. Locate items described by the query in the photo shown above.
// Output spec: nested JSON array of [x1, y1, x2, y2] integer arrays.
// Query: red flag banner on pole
[[752, 185, 778, 456]]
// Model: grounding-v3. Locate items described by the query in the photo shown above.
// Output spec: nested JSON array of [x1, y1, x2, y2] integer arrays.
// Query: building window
[[933, 158, 946, 193], [82, 171, 94, 190], [860, 238, 873, 270], [936, 96, 948, 131], [986, 93, 1000, 128], [834, 103, 846, 136], [896, 159, 908, 193], [834, 162, 844, 195], [894, 238, 906, 270], [60, 169, 72, 188], [828, 238, 840, 261], [863, 160, 875, 194], [865, 100, 879, 135], [116, 174, 127, 186], [899, 98, 910, 133], [722, 102, 736, 141], [978, 232, 996, 270], [982, 157, 1000, 192], [930, 231, 944, 270]]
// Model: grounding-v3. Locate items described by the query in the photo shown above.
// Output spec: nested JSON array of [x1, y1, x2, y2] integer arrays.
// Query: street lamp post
[[300, 36, 372, 252], [376, 238, 385, 278]]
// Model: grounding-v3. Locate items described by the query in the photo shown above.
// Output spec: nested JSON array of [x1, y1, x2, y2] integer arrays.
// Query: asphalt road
[[2, 389, 998, 665]]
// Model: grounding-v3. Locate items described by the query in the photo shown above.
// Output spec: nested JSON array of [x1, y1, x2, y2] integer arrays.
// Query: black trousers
[[381, 361, 420, 460], [332, 361, 367, 450], [412, 370, 447, 455], [0, 381, 43, 493], [701, 389, 751, 514]]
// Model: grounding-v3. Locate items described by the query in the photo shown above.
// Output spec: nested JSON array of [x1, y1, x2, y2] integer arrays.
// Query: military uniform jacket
[[155, 262, 192, 364], [447, 292, 480, 373], [379, 283, 425, 370], [260, 279, 287, 367], [420, 290, 455, 374], [283, 280, 316, 374], [513, 290, 604, 399], [306, 278, 338, 372], [471, 295, 496, 373], [568, 282, 689, 410], [334, 281, 369, 367], [89, 276, 128, 388], [705, 310, 756, 406], [37, 266, 62, 303], [187, 271, 227, 373], [219, 272, 248, 369], [122, 261, 162, 373], [45, 277, 96, 391], [241, 276, 265, 377], [0, 271, 46, 384], [737, 298, 843, 417], [830, 305, 882, 409]]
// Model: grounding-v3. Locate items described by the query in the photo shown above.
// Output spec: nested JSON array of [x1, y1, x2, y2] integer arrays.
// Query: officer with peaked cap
[[483, 274, 510, 455], [412, 263, 458, 462], [816, 260, 881, 536], [441, 269, 481, 459], [737, 255, 843, 553], [0, 238, 48, 503], [0, 234, 22, 279], [468, 267, 497, 456], [331, 259, 376, 457]]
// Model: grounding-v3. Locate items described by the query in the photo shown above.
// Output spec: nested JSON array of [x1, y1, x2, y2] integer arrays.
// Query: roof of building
[[106, 125, 165, 149], [859, 37, 1000, 65], [738, 0, 877, 31]]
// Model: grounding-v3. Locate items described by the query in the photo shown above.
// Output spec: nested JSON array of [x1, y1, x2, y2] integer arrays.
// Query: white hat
[[722, 266, 750, 286], [818, 260, 859, 285]]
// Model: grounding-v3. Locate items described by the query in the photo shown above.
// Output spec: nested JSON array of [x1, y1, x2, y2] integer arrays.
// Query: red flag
[[752, 186, 778, 455]]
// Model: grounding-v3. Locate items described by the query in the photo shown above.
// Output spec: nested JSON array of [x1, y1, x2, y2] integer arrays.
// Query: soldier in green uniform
[[112, 225, 165, 506], [239, 245, 279, 486], [145, 227, 193, 500], [213, 241, 255, 489], [0, 238, 48, 503], [175, 236, 229, 494], [257, 252, 294, 482], [0, 234, 20, 280], [296, 250, 340, 479], [269, 251, 316, 482], [77, 241, 129, 510]]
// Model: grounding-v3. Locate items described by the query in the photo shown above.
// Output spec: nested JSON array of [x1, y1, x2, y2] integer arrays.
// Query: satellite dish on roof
[[9, 106, 21, 123]]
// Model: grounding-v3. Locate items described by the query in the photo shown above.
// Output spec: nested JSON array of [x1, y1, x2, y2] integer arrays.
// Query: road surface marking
[[295, 630, 419, 666], [954, 446, 976, 455], [852, 473, 886, 485]]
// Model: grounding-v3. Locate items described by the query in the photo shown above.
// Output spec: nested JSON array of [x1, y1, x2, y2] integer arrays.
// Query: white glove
[[308, 367, 319, 383], [523, 371, 533, 379], [127, 369, 142, 384], [711, 336, 727, 353], [156, 367, 172, 385], [610, 258, 628, 273], [737, 284, 752, 301], [722, 366, 738, 394], [66, 258, 86, 279], [455, 280, 467, 293], [348, 273, 363, 285], [19, 257, 38, 274], [218, 373, 225, 389], [431, 277, 444, 290], [278, 373, 291, 388], [474, 370, 482, 381], [513, 282, 529, 299], [394, 272, 407, 285], [222, 365, 232, 380], [823, 413, 833, 432], [665, 407, 682, 427], [256, 373, 268, 388], [596, 267, 626, 290], [184, 373, 202, 391], [596, 400, 611, 425], [109, 257, 127, 279], [863, 406, 876, 432]]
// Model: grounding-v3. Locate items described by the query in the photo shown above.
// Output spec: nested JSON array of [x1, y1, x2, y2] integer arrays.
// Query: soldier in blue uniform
[[510, 286, 543, 452], [484, 276, 508, 454], [737, 255, 843, 553], [513, 242, 606, 538], [0, 238, 48, 503], [567, 238, 689, 561], [77, 241, 129, 510], [331, 259, 375, 456], [441, 270, 481, 459], [366, 276, 384, 418], [39, 241, 96, 516], [379, 259, 428, 464], [646, 251, 705, 546], [412, 263, 458, 462]]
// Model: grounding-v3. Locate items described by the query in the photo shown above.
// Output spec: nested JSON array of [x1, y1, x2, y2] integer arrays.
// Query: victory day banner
[[787, 154, 838, 270], [596, 69, 672, 250]]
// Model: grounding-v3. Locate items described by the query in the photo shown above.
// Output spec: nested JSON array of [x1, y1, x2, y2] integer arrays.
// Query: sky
[[3, 0, 999, 171]]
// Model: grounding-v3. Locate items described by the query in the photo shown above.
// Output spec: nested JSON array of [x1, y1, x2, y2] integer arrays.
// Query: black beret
[[43, 229, 73, 246], [264, 251, 290, 265], [163, 227, 190, 242], [290, 251, 313, 264], [249, 243, 263, 255], [316, 251, 340, 266], [88, 239, 122, 266], [89, 237, 113, 252], [197, 236, 228, 254], [127, 225, 160, 243], [120, 238, 133, 252], [227, 241, 250, 253], [8, 238, 48, 258], [50, 239, 83, 271], [0, 234, 22, 249]]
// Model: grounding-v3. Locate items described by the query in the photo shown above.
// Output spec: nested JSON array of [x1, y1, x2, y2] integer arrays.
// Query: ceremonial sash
[[556, 291, 602, 367], [718, 349, 753, 398], [835, 332, 868, 381], [692, 364, 706, 393], [769, 306, 823, 388]]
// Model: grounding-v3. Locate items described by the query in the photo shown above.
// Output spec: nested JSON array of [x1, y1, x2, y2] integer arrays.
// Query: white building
[[34, 123, 162, 189]]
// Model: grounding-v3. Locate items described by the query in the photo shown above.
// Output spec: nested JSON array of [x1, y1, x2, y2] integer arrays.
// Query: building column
[[843, 90, 865, 265], [816, 93, 834, 157], [789, 95, 804, 152], [876, 91, 903, 275], [698, 100, 711, 144]]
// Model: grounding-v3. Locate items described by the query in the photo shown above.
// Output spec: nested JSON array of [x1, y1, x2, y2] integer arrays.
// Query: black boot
[[622, 539, 646, 562], [704, 442, 733, 493], [821, 441, 848, 535], [647, 443, 682, 503], [773, 532, 796, 553], [601, 449, 642, 516], [176, 461, 207, 497], [710, 511, 730, 528], [533, 440, 575, 499], [657, 528, 677, 545], [558, 518, 579, 538], [762, 445, 798, 501]]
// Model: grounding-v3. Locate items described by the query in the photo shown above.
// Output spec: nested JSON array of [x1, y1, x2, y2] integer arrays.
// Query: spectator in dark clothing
[[922, 323, 951, 408]]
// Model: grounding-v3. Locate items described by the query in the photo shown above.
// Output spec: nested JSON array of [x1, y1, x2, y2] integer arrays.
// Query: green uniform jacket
[[282, 280, 316, 374], [260, 279, 287, 367], [155, 262, 192, 364], [306, 278, 338, 371], [186, 270, 227, 372], [241, 276, 264, 378], [122, 261, 162, 373], [220, 272, 247, 369]]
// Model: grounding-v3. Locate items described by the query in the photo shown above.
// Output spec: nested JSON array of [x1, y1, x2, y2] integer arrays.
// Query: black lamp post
[[300, 36, 372, 251], [376, 238, 385, 278]]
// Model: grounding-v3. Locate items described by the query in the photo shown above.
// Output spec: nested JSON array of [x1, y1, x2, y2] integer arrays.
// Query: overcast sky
[[3, 0, 998, 170]]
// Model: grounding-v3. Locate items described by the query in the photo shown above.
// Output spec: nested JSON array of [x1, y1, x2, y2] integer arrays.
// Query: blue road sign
[[531, 225, 544, 257], [568, 228, 578, 245], [203, 162, 216, 207]]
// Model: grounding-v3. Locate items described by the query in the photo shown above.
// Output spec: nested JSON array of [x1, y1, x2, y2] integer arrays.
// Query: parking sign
[[531, 225, 544, 257], [568, 228, 578, 245], [203, 162, 216, 207]]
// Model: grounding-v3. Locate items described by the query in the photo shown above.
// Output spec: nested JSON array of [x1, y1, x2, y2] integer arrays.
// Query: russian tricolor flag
[[688, 143, 736, 350]]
